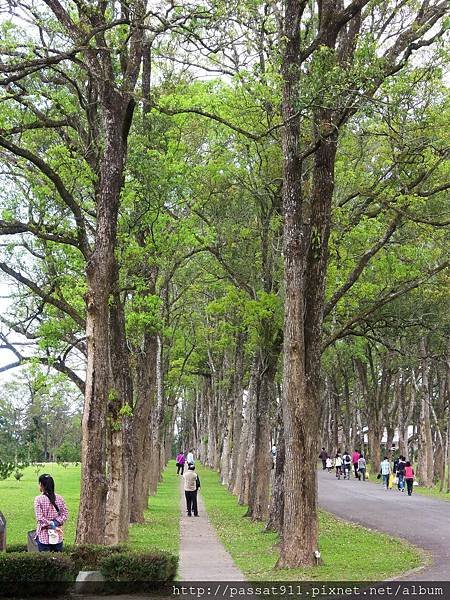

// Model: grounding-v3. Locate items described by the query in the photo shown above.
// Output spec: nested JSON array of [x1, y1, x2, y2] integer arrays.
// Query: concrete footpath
[[318, 468, 450, 580], [178, 474, 245, 581]]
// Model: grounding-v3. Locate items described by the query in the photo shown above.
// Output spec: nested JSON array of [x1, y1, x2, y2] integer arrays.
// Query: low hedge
[[0, 545, 178, 596], [99, 551, 178, 592], [0, 552, 76, 597], [6, 544, 28, 553], [67, 543, 128, 571]]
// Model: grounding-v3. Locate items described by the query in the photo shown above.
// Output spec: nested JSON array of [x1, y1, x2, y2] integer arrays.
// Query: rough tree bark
[[228, 333, 246, 492], [105, 292, 133, 544], [130, 329, 158, 522], [246, 340, 281, 521], [78, 101, 135, 543], [266, 412, 285, 533]]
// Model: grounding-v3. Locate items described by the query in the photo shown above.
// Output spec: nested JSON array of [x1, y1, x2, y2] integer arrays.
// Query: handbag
[[377, 473, 381, 479], [27, 530, 39, 552]]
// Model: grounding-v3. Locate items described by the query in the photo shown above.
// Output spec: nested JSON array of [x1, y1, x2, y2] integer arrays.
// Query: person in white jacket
[[335, 453, 343, 479], [186, 449, 195, 465]]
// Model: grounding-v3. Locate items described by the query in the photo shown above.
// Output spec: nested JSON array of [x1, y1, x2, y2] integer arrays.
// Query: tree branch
[[0, 333, 85, 392], [322, 260, 449, 350], [0, 136, 90, 257], [0, 262, 85, 328], [0, 219, 82, 249], [324, 215, 401, 317]]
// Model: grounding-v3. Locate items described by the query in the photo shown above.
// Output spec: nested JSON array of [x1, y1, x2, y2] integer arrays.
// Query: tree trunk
[[246, 347, 278, 520], [148, 334, 166, 496], [417, 340, 433, 487], [368, 424, 382, 475], [77, 104, 128, 544], [266, 416, 285, 533], [237, 357, 258, 504], [104, 292, 133, 544], [278, 0, 341, 561], [397, 370, 408, 457], [228, 333, 246, 491], [446, 339, 450, 494], [130, 330, 158, 522]]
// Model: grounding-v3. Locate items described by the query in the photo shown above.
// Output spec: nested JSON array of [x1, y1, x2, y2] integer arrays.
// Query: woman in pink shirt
[[404, 461, 415, 496], [34, 474, 68, 552]]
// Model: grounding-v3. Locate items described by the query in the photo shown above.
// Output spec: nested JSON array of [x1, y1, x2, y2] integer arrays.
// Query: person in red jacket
[[404, 461, 415, 496]]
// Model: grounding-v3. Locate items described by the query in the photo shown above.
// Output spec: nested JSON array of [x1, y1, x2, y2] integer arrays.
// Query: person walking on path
[[380, 456, 391, 490], [396, 455, 406, 491], [319, 448, 328, 470], [352, 449, 360, 479], [335, 453, 343, 479], [326, 456, 333, 472], [34, 474, 68, 552], [357, 454, 367, 481], [404, 461, 415, 496], [186, 449, 195, 466], [342, 451, 352, 479], [183, 464, 200, 516], [176, 451, 186, 475]]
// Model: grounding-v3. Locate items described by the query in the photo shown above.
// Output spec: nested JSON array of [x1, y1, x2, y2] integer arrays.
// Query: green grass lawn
[[403, 484, 450, 502], [0, 461, 180, 555], [197, 465, 425, 581]]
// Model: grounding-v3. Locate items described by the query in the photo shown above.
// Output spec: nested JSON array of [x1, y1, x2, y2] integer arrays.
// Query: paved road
[[318, 469, 450, 580]]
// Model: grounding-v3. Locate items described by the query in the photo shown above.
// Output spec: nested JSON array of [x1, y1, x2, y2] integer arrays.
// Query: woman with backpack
[[342, 451, 352, 479], [34, 474, 68, 552]]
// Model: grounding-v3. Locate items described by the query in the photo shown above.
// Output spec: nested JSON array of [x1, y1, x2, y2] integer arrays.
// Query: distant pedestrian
[[357, 454, 367, 481], [271, 445, 277, 469], [396, 456, 406, 492], [319, 447, 328, 470], [342, 451, 352, 479], [352, 449, 360, 479], [186, 449, 195, 466], [404, 461, 415, 496], [326, 456, 333, 472], [335, 453, 343, 479], [183, 463, 200, 516], [380, 457, 391, 490], [34, 474, 68, 552], [393, 456, 399, 475], [176, 451, 186, 475]]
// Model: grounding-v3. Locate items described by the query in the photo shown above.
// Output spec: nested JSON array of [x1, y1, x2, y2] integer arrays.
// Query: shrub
[[0, 552, 76, 597], [6, 544, 28, 553], [99, 551, 178, 592], [67, 543, 128, 571], [13, 470, 24, 481]]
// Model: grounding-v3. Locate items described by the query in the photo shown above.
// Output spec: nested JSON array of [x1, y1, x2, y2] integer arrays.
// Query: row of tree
[[0, 0, 448, 566]]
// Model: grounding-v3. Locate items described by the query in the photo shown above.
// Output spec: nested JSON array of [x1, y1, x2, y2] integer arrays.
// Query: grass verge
[[0, 461, 180, 555], [128, 461, 180, 555], [197, 465, 425, 581], [407, 484, 450, 502]]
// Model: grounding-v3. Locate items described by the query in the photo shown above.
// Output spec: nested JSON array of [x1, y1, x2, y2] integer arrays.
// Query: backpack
[[344, 454, 351, 465]]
